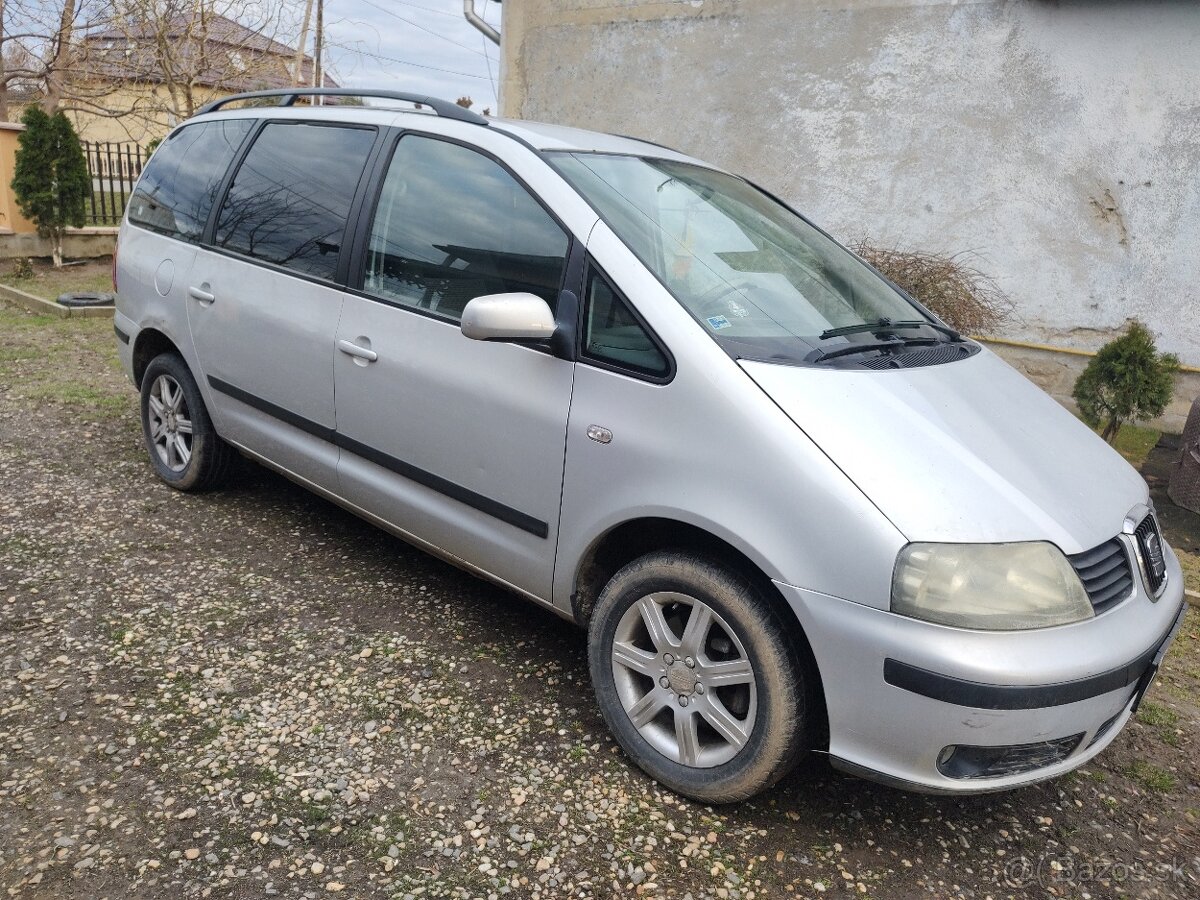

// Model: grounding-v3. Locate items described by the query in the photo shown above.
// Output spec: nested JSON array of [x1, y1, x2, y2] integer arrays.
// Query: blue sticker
[[706, 315, 731, 330]]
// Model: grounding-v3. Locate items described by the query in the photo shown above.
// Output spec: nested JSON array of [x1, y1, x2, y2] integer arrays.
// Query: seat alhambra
[[113, 89, 1186, 802]]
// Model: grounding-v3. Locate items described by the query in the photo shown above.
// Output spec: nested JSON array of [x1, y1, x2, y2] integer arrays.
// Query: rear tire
[[588, 550, 814, 803], [139, 352, 233, 491]]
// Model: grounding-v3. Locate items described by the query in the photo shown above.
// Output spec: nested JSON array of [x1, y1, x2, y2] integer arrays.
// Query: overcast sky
[[323, 0, 503, 114]]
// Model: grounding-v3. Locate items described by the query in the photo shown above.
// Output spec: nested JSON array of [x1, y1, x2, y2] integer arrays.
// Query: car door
[[334, 132, 581, 601], [188, 120, 378, 487]]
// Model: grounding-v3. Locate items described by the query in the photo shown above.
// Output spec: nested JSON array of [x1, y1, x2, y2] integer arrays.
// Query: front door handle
[[188, 285, 216, 304], [337, 339, 378, 362]]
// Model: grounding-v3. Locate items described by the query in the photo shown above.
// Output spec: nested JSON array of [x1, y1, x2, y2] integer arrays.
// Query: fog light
[[936, 734, 1084, 779]]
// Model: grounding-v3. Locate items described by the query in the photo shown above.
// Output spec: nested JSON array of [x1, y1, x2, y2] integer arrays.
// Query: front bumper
[[776, 542, 1187, 793]]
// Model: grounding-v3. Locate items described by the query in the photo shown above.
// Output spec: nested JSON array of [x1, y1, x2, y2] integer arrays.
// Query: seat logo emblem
[[1144, 531, 1165, 581]]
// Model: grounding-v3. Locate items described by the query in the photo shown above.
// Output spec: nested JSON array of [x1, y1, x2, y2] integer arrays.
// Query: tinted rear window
[[215, 122, 375, 281], [127, 119, 252, 240]]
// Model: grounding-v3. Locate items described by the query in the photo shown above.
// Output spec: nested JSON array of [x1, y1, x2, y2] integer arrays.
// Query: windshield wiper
[[819, 318, 961, 341], [810, 336, 940, 364]]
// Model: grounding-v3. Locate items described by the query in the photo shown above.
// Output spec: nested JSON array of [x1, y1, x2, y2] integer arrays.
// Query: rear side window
[[127, 119, 252, 240], [364, 135, 568, 322], [582, 265, 670, 378], [215, 122, 375, 281]]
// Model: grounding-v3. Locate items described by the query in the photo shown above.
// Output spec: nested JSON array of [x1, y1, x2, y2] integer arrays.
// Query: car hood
[[740, 348, 1148, 554]]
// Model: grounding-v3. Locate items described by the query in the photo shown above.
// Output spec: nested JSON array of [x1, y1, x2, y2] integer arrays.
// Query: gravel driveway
[[2, 304, 1198, 899]]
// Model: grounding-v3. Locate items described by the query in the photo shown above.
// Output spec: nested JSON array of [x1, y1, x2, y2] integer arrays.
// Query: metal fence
[[81, 141, 146, 227]]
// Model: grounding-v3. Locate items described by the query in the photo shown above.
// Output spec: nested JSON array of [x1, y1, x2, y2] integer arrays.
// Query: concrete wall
[[980, 338, 1199, 435], [0, 229, 117, 260], [500, 0, 1200, 370]]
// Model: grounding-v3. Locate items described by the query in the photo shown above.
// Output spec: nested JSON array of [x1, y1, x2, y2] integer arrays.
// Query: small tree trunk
[[1101, 417, 1122, 444], [51, 231, 63, 268], [43, 0, 78, 113], [0, 0, 8, 122]]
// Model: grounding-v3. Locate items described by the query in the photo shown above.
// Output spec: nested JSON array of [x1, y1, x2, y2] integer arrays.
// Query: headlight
[[892, 542, 1093, 630]]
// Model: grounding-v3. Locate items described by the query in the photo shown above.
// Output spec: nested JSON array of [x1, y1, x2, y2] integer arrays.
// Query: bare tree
[[41, 0, 76, 111], [0, 0, 102, 118], [63, 1, 304, 140]]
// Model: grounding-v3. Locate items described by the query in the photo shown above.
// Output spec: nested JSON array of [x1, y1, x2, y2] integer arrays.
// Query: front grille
[[1134, 514, 1167, 595], [857, 343, 975, 370], [937, 733, 1085, 779], [1068, 538, 1134, 614]]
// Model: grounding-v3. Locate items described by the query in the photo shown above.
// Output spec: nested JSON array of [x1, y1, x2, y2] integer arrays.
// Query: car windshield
[[549, 152, 931, 363]]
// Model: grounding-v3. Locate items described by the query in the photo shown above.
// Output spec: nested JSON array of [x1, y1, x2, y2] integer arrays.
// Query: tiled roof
[[79, 12, 337, 91]]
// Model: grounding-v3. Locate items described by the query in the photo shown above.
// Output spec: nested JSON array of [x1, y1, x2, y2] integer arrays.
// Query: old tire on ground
[[57, 291, 117, 308], [139, 352, 234, 491], [588, 550, 813, 803]]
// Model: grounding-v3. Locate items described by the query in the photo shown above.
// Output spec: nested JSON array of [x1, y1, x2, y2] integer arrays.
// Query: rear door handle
[[337, 339, 377, 362], [188, 285, 215, 304]]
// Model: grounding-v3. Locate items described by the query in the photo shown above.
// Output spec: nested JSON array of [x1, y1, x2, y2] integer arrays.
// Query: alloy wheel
[[611, 592, 758, 768], [147, 373, 193, 472]]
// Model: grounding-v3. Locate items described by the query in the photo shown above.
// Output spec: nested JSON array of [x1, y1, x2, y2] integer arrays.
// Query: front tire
[[139, 352, 233, 491], [588, 550, 814, 803]]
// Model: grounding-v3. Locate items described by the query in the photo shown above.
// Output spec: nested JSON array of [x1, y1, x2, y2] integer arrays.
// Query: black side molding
[[884, 610, 1183, 710], [208, 376, 336, 442], [206, 375, 548, 538], [114, 324, 130, 345]]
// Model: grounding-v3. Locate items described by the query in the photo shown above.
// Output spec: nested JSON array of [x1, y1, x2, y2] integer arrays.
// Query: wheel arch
[[132, 327, 183, 387], [570, 516, 829, 746]]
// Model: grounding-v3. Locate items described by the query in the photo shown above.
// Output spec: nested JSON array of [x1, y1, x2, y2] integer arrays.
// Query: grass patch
[[1125, 759, 1177, 793], [1178, 549, 1199, 596], [0, 306, 60, 330], [1138, 701, 1178, 729], [1, 258, 113, 301], [1109, 422, 1161, 468], [25, 382, 127, 415], [1138, 701, 1183, 747], [0, 303, 129, 416]]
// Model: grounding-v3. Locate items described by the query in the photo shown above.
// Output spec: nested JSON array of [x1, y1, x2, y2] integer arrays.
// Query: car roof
[[487, 117, 707, 164], [188, 102, 711, 167]]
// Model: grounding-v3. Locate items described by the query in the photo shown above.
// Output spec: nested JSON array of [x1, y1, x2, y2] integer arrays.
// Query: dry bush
[[851, 242, 1015, 335]]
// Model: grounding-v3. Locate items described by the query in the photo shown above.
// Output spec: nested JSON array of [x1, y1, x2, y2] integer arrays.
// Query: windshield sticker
[[706, 315, 731, 330]]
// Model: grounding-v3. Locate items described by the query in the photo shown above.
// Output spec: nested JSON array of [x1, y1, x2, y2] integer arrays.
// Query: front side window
[[583, 265, 669, 377], [364, 135, 568, 322], [128, 118, 252, 240], [214, 122, 375, 281], [550, 153, 947, 366]]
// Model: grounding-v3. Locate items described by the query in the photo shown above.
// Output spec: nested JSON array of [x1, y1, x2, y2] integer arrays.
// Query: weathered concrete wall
[[501, 0, 1200, 369], [0, 229, 117, 260], [980, 338, 1199, 435]]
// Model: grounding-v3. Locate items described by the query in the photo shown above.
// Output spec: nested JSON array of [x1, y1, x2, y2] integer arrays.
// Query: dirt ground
[[1, 303, 1198, 900]]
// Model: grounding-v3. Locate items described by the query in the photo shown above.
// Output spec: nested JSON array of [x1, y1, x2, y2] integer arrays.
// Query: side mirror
[[460, 292, 557, 343]]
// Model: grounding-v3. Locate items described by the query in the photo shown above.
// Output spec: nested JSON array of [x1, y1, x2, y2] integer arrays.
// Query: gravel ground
[[2, 304, 1199, 900]]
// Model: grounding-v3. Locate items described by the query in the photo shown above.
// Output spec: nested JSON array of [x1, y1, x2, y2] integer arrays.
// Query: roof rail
[[195, 88, 489, 125], [611, 132, 683, 155]]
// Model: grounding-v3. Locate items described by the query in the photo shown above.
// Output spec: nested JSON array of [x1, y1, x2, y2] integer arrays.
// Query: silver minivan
[[114, 89, 1186, 802]]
